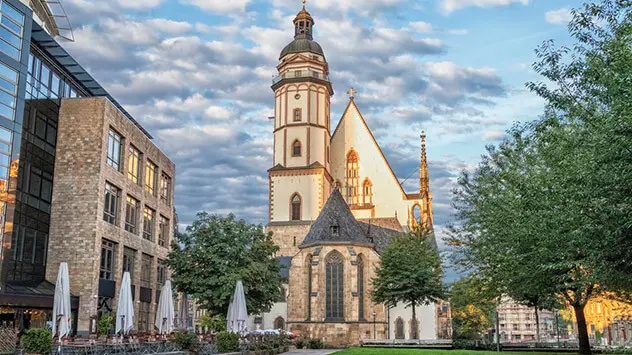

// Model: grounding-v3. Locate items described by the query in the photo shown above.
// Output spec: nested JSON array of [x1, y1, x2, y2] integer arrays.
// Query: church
[[249, 3, 451, 345]]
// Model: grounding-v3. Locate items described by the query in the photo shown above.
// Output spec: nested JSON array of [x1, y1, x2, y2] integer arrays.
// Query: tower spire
[[293, 0, 314, 40], [420, 131, 429, 194]]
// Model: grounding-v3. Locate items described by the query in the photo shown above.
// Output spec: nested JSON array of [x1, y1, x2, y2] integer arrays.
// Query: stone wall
[[287, 244, 388, 344], [46, 97, 175, 334]]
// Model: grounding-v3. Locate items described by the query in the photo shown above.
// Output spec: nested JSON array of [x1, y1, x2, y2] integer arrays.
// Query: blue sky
[[59, 0, 585, 279]]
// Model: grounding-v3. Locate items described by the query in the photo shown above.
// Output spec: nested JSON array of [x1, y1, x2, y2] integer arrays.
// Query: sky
[[58, 0, 585, 279]]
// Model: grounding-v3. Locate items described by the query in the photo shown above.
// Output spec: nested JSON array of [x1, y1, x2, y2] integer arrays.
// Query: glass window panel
[[0, 152, 9, 166], [0, 125, 11, 142], [41, 179, 52, 202], [39, 64, 50, 88], [1, 3, 24, 25], [46, 125, 56, 146], [0, 141, 9, 153], [0, 39, 18, 60], [69, 89, 76, 98], [0, 89, 14, 107], [27, 53, 33, 74], [0, 103, 11, 120], [1, 16, 20, 35], [50, 74, 59, 96], [0, 26, 19, 48], [0, 76, 15, 93], [0, 61, 15, 82]]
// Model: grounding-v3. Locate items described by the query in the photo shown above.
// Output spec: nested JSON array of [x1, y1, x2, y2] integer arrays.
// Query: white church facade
[[249, 3, 451, 345]]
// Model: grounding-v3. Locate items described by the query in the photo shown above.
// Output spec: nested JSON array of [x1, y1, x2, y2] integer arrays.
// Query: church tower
[[268, 1, 334, 255]]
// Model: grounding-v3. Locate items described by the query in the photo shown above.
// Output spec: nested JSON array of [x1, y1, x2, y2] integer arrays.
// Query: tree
[[167, 213, 282, 316], [372, 231, 443, 328], [449, 275, 496, 340], [448, 2, 632, 353]]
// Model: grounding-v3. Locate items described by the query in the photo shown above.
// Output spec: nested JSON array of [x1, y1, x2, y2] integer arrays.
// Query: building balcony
[[272, 70, 330, 84]]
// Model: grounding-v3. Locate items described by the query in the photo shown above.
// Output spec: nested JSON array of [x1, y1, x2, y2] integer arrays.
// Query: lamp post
[[372, 312, 377, 339]]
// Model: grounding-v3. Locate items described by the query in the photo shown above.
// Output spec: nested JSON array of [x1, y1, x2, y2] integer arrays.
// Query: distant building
[[0, 0, 176, 335], [580, 296, 632, 346], [497, 298, 555, 342]]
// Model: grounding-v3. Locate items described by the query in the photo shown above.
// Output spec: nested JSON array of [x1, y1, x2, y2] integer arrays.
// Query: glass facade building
[[0, 0, 155, 331]]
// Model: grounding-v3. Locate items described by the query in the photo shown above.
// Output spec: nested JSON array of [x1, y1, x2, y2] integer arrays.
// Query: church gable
[[330, 99, 409, 221], [300, 188, 371, 247]]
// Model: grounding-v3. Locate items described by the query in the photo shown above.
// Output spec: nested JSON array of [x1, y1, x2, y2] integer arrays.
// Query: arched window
[[274, 316, 285, 330], [292, 140, 302, 157], [362, 178, 373, 205], [290, 193, 301, 221], [357, 255, 365, 320], [395, 317, 405, 339], [325, 251, 344, 321], [346, 149, 360, 204], [306, 254, 313, 320]]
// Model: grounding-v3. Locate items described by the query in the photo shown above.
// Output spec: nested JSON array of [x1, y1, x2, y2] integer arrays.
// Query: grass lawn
[[333, 349, 576, 355]]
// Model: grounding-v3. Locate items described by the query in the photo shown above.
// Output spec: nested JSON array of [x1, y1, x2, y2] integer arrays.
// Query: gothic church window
[[291, 193, 301, 221], [306, 254, 313, 320], [362, 178, 373, 205], [325, 250, 344, 321], [292, 140, 302, 157], [395, 317, 405, 339], [293, 108, 302, 121], [357, 255, 365, 320], [346, 149, 360, 204], [274, 316, 285, 330]]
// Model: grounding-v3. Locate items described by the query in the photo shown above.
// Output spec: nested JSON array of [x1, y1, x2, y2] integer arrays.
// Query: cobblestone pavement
[[285, 350, 340, 355]]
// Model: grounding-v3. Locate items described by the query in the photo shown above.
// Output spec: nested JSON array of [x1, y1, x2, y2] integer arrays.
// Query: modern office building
[[0, 0, 175, 335]]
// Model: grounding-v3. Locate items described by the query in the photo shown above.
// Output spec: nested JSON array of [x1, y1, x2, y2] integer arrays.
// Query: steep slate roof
[[357, 217, 403, 232], [300, 189, 373, 247], [358, 222, 402, 253], [300, 190, 405, 253]]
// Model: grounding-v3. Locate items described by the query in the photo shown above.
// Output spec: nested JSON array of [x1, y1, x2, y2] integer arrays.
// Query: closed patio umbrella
[[52, 262, 72, 338], [227, 280, 248, 334], [115, 272, 134, 335], [179, 292, 189, 329], [155, 280, 175, 334]]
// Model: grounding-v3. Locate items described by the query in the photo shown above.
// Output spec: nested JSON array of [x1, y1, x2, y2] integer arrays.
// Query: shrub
[[97, 314, 115, 337], [22, 328, 52, 355], [307, 338, 324, 349], [173, 332, 198, 351], [216, 331, 240, 353], [294, 337, 306, 349], [199, 313, 227, 333]]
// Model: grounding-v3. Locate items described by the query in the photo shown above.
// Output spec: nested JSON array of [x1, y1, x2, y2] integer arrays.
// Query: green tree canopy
[[449, 275, 496, 340], [372, 231, 443, 324], [448, 2, 632, 353], [167, 213, 282, 316]]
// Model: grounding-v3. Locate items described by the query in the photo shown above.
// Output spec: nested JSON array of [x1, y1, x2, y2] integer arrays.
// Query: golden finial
[[302, 0, 306, 8]]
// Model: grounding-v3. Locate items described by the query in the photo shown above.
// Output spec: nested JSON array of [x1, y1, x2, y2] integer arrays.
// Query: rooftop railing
[[272, 70, 329, 84]]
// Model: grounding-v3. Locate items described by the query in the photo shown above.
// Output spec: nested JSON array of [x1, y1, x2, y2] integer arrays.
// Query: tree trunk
[[412, 301, 417, 340], [535, 306, 540, 344], [573, 303, 591, 355]]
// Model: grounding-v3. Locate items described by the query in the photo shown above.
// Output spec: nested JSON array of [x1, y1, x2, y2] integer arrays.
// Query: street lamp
[[372, 312, 377, 339]]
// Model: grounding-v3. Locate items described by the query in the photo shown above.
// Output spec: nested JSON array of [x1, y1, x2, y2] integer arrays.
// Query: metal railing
[[272, 70, 329, 84]]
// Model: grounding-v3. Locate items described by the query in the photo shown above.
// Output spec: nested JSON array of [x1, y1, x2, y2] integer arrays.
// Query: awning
[[0, 280, 79, 309]]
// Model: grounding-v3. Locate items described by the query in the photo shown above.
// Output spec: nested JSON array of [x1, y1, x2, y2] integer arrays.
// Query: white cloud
[[545, 8, 572, 25], [410, 21, 433, 33], [180, 0, 250, 14], [447, 29, 468, 35], [482, 130, 507, 141], [439, 0, 529, 14], [115, 0, 163, 9]]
